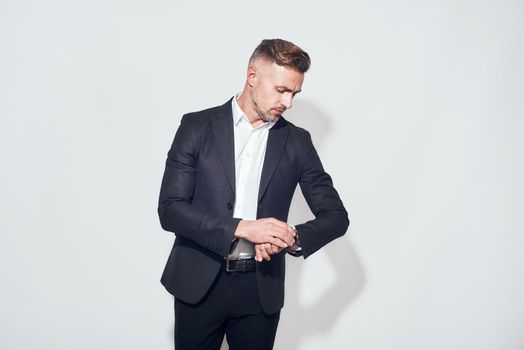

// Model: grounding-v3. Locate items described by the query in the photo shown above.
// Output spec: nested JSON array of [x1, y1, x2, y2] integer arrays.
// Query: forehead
[[260, 61, 304, 90]]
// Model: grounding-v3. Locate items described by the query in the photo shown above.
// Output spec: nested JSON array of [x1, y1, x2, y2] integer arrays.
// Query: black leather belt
[[225, 258, 256, 272]]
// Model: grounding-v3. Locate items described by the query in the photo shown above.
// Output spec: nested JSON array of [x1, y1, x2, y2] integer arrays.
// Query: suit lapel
[[211, 99, 236, 196], [258, 117, 289, 203], [210, 99, 290, 202]]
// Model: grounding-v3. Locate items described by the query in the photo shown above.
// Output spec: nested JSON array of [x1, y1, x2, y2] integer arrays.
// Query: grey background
[[1, 0, 523, 349]]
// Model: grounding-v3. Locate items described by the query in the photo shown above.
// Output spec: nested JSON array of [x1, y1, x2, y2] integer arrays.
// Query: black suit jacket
[[158, 98, 349, 314]]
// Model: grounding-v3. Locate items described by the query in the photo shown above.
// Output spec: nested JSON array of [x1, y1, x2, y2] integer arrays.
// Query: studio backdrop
[[1, 1, 523, 349]]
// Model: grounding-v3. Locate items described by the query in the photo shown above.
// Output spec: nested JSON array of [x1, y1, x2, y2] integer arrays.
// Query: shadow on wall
[[276, 100, 365, 349], [285, 99, 331, 145]]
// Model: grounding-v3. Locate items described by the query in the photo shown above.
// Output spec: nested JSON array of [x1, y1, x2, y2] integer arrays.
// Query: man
[[158, 39, 349, 349]]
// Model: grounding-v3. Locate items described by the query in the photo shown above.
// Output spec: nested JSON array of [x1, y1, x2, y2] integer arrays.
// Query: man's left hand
[[254, 243, 286, 262]]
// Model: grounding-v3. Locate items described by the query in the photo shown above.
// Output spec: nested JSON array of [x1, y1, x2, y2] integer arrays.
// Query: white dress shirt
[[229, 94, 275, 258]]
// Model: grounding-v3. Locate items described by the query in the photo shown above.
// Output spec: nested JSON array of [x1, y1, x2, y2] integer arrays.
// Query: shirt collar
[[232, 93, 246, 126]]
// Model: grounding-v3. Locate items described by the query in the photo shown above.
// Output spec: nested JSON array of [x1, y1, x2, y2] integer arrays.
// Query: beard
[[252, 97, 282, 123]]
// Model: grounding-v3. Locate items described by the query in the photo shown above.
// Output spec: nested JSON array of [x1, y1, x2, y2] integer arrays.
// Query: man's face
[[248, 60, 304, 123]]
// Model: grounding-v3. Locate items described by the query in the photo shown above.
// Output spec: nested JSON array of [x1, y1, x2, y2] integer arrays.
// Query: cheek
[[266, 91, 280, 105], [256, 85, 280, 109], [260, 92, 274, 108]]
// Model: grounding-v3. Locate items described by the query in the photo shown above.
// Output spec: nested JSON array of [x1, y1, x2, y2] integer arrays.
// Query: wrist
[[286, 225, 303, 257], [233, 220, 249, 239], [289, 225, 299, 244]]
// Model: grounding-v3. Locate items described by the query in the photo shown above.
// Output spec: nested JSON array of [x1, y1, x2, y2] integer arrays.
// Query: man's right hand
[[233, 218, 296, 248]]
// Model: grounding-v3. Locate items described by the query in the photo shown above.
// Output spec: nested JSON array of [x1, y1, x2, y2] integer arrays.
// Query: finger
[[265, 243, 276, 256], [268, 226, 293, 246], [269, 237, 288, 248], [260, 244, 271, 261], [280, 225, 295, 245], [276, 228, 295, 246], [255, 244, 263, 262], [270, 243, 278, 254]]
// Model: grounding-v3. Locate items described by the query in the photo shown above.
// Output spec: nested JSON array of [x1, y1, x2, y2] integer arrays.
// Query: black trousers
[[174, 268, 280, 350]]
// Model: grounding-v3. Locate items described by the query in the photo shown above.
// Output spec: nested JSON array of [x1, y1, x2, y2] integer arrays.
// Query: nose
[[282, 93, 293, 109]]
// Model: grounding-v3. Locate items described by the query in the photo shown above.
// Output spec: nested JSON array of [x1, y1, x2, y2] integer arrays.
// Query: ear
[[247, 65, 257, 87]]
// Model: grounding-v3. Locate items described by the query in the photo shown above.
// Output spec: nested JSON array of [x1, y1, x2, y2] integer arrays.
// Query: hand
[[255, 243, 286, 262], [234, 218, 296, 248]]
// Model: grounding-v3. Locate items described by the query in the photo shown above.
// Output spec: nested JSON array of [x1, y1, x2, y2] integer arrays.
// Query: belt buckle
[[225, 257, 254, 272], [226, 258, 242, 272], [225, 259, 235, 272]]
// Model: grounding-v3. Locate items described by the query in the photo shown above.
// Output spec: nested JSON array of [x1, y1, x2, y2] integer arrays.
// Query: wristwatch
[[286, 225, 303, 257]]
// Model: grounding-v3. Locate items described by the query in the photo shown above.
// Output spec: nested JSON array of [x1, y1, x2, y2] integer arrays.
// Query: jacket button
[[227, 202, 233, 210]]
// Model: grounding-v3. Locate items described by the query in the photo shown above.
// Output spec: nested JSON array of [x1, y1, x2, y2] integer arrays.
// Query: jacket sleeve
[[157, 115, 240, 258], [294, 131, 349, 258]]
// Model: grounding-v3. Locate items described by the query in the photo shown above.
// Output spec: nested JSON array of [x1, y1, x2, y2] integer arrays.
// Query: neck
[[236, 90, 265, 128]]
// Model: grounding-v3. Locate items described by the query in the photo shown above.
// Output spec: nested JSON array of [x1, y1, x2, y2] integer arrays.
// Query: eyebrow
[[276, 86, 301, 94]]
